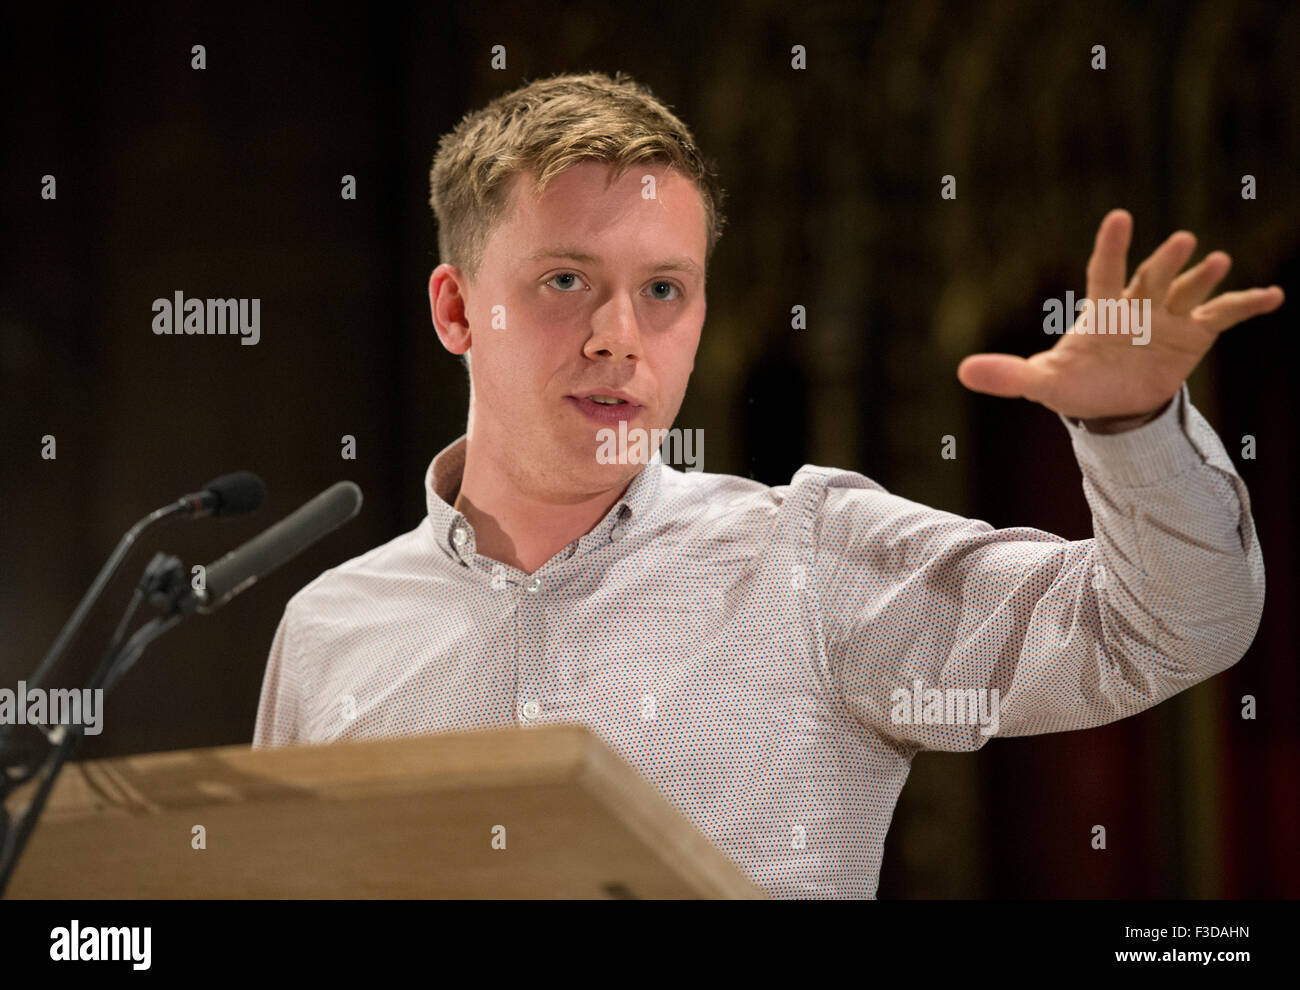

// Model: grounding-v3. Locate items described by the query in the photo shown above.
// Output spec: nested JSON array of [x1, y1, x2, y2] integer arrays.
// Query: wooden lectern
[[5, 725, 765, 899]]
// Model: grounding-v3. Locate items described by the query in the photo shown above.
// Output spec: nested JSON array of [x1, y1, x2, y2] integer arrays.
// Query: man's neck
[[453, 446, 632, 575]]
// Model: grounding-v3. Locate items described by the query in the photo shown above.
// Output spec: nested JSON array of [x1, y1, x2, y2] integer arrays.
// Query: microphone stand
[[0, 478, 356, 896], [0, 554, 191, 896], [10, 472, 263, 705], [20, 505, 189, 696]]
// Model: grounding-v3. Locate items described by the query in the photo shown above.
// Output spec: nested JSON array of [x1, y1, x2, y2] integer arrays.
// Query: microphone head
[[194, 479, 363, 614], [202, 471, 266, 517]]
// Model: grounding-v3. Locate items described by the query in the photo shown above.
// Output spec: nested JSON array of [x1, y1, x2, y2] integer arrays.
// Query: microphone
[[0, 475, 343, 897], [177, 471, 266, 519], [179, 481, 363, 615], [19, 470, 267, 693]]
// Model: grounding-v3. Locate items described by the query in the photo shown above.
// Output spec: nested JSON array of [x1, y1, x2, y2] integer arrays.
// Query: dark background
[[2, 0, 1296, 897]]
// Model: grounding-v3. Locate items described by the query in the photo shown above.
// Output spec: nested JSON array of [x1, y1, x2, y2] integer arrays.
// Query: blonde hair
[[429, 70, 727, 287]]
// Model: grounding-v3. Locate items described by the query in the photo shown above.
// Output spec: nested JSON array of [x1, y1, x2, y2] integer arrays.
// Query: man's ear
[[429, 263, 471, 358]]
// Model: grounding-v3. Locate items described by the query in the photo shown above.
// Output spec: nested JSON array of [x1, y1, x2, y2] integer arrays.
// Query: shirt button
[[526, 576, 542, 593], [452, 526, 468, 547], [521, 700, 541, 720], [610, 525, 626, 542]]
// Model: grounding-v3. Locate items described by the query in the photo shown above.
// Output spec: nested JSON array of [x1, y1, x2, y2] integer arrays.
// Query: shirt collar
[[424, 434, 663, 563]]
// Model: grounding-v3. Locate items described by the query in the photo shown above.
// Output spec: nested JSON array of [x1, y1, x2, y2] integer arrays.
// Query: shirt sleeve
[[252, 604, 303, 748], [821, 383, 1264, 752]]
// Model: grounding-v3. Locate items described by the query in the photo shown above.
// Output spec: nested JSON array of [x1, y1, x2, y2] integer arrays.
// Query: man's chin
[[574, 451, 647, 490], [553, 434, 650, 491]]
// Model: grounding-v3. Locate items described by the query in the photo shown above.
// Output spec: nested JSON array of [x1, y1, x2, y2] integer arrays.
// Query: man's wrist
[[1076, 398, 1174, 435], [1060, 385, 1202, 486]]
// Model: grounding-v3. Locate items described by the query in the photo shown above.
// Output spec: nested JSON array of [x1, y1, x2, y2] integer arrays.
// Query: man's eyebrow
[[526, 247, 702, 276]]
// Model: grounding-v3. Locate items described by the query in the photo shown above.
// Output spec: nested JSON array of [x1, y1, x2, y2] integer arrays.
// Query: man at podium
[[253, 71, 1278, 898]]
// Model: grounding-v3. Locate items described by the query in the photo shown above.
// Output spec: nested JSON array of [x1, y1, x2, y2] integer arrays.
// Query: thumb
[[956, 353, 1040, 398]]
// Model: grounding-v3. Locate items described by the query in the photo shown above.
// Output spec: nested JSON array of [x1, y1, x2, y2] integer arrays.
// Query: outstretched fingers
[[1085, 209, 1133, 300], [1164, 251, 1232, 315], [1125, 229, 1198, 304], [1190, 286, 1286, 336]]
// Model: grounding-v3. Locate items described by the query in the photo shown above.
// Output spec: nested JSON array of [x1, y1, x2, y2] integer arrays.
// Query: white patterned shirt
[[252, 383, 1264, 898]]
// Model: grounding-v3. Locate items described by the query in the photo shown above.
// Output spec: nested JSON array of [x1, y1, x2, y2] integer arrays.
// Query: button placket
[[516, 569, 546, 727]]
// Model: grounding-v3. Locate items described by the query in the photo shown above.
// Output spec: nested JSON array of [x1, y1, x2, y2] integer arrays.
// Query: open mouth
[[566, 395, 642, 423]]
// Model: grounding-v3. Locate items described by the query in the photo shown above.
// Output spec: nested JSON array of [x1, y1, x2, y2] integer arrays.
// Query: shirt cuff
[[1058, 383, 1204, 487]]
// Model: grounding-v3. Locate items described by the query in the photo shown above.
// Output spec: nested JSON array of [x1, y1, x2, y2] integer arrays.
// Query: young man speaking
[[253, 71, 1282, 898]]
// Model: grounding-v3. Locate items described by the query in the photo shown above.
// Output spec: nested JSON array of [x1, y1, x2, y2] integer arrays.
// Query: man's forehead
[[503, 161, 699, 217], [498, 163, 706, 257]]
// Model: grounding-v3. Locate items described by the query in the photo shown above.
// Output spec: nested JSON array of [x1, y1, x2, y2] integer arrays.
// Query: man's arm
[[826, 382, 1262, 751]]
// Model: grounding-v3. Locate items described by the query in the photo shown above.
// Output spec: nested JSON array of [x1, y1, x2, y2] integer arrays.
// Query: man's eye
[[547, 272, 584, 291], [546, 274, 681, 299]]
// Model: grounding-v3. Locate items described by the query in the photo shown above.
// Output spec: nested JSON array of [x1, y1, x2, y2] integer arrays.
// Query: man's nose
[[584, 294, 643, 360]]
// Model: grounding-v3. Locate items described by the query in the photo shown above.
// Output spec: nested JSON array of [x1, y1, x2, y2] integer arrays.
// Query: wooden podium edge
[[16, 724, 767, 899]]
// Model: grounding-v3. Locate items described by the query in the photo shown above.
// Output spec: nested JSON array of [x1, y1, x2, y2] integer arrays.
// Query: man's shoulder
[[281, 518, 435, 622], [655, 458, 889, 512]]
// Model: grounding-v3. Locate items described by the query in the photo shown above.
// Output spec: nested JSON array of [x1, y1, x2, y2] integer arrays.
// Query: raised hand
[[957, 209, 1284, 430]]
